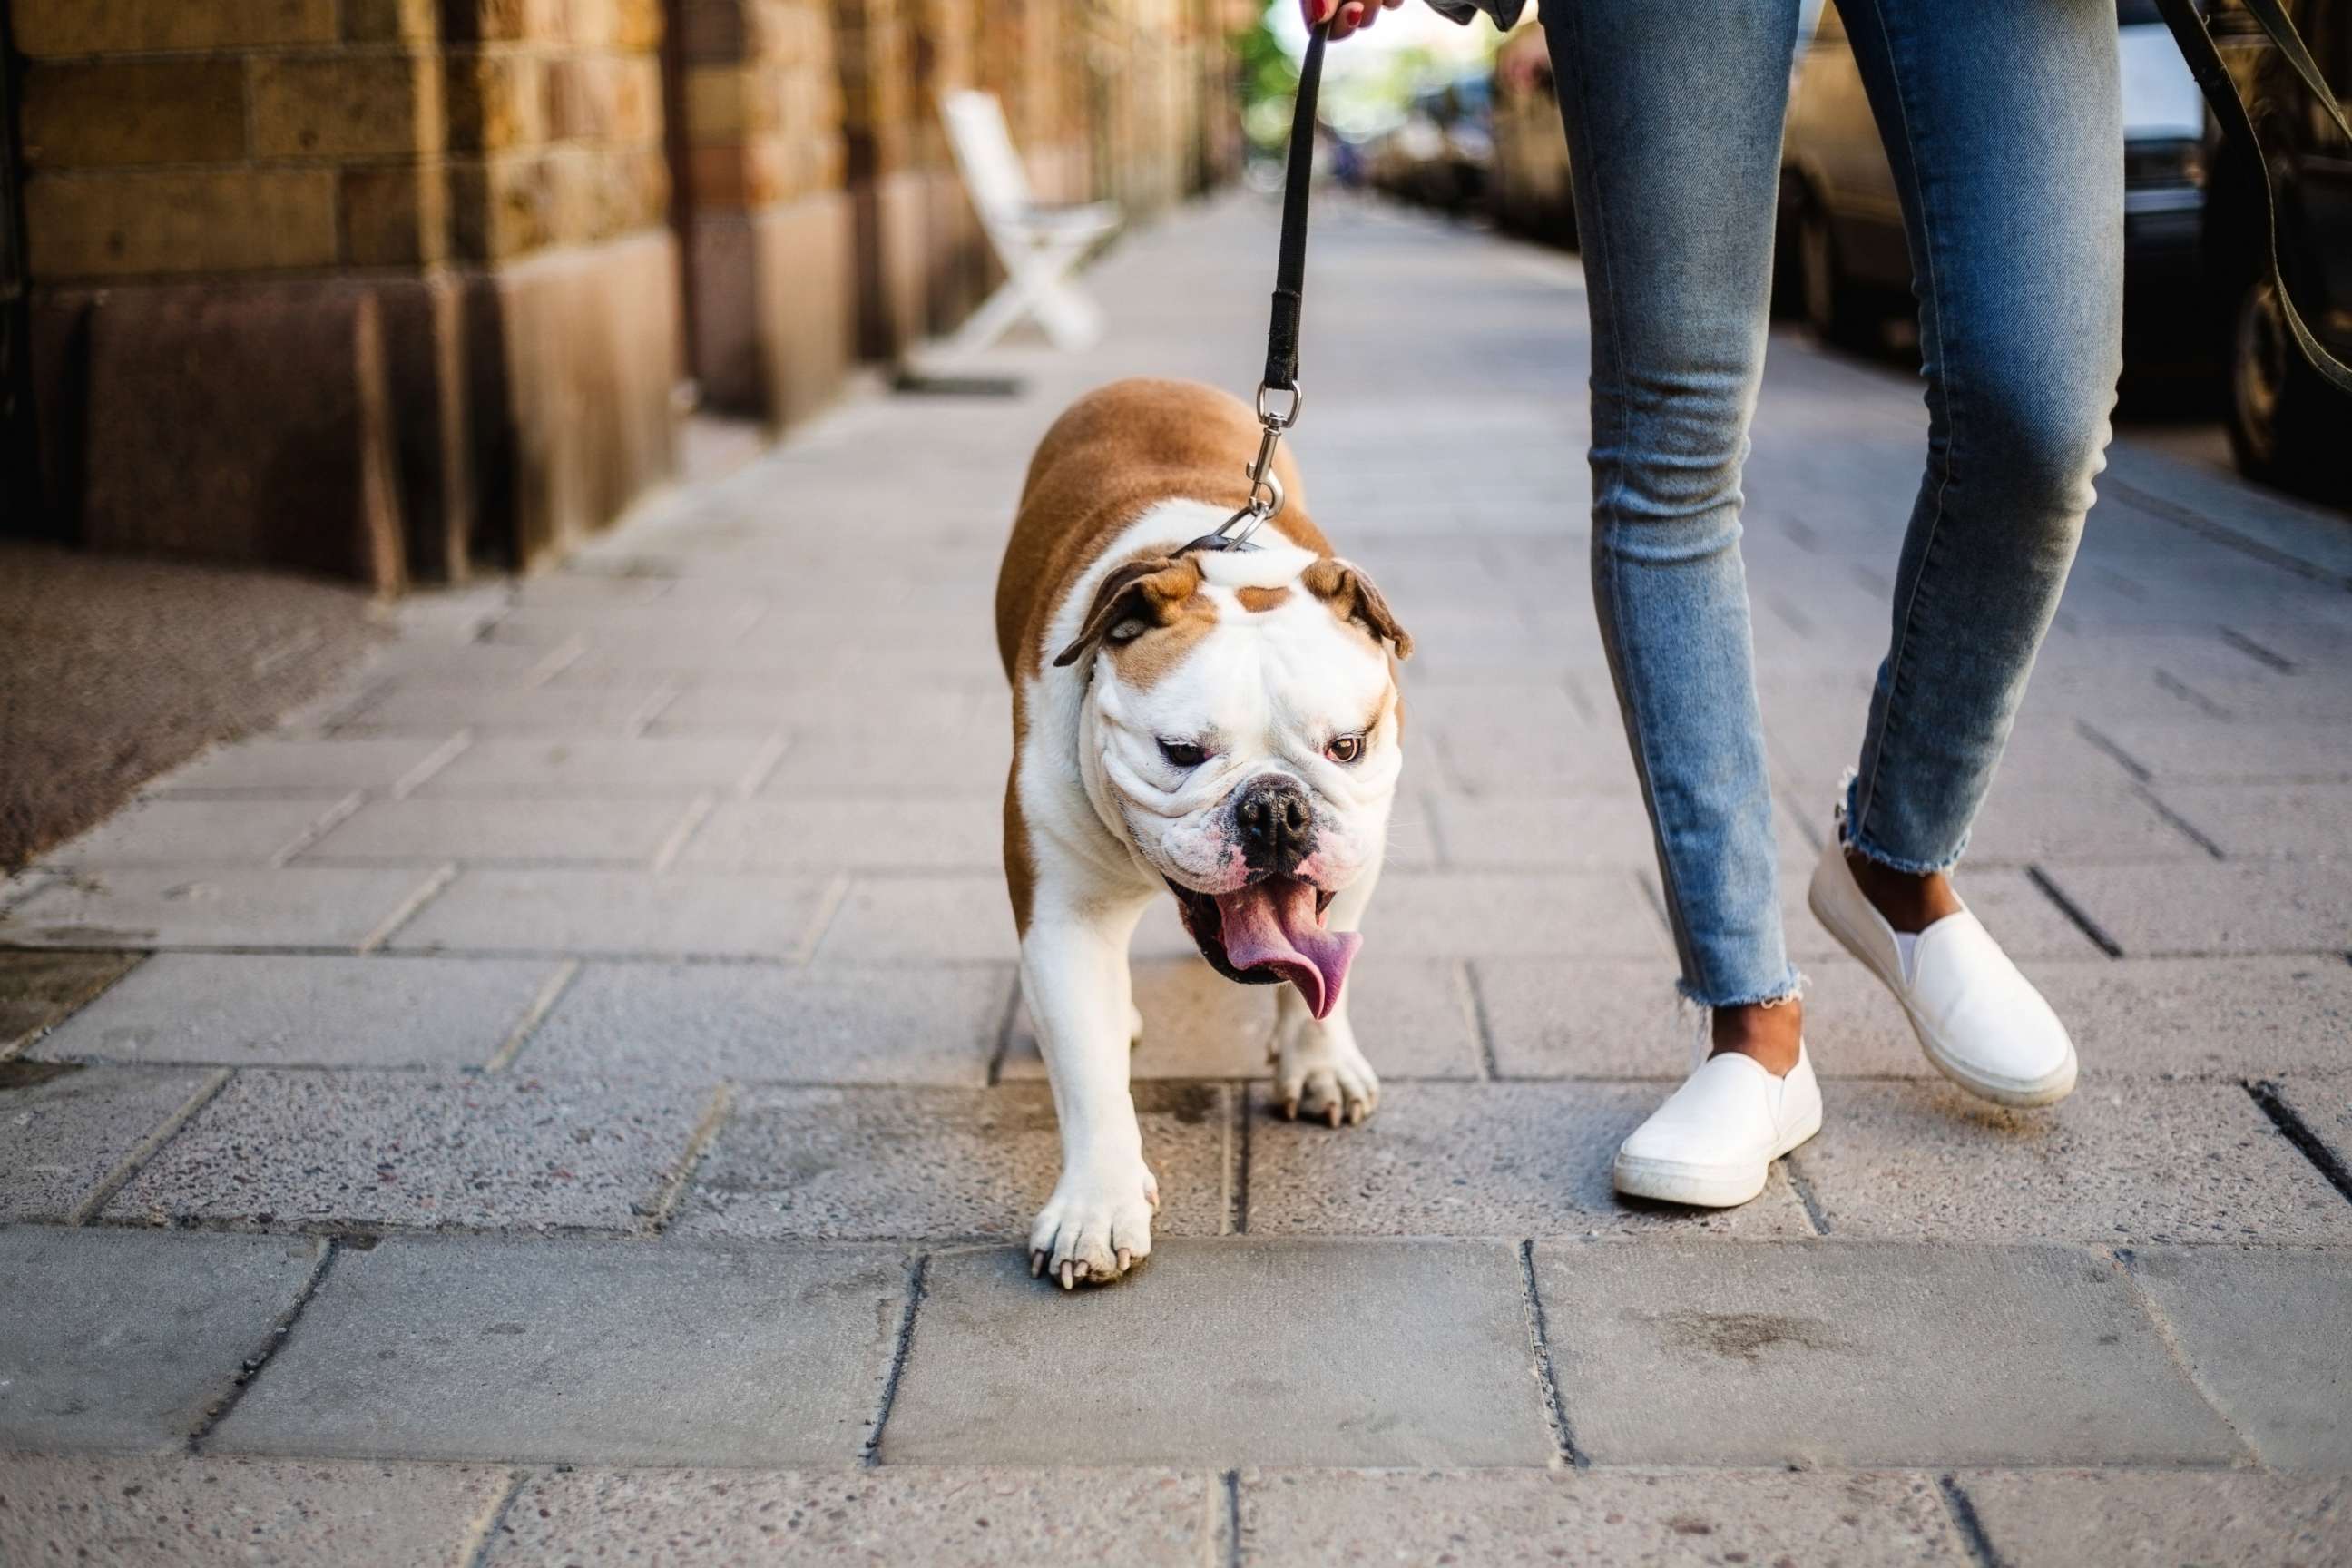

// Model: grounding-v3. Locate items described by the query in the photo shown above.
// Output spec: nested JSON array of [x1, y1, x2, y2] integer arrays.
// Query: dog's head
[[1054, 542, 1411, 1019]]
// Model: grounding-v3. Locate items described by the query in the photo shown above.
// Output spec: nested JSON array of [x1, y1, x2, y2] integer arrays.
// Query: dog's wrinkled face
[[1054, 544, 1411, 1018]]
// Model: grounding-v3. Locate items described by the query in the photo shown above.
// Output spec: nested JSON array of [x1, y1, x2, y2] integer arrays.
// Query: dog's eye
[[1325, 734, 1365, 765], [1158, 739, 1208, 769]]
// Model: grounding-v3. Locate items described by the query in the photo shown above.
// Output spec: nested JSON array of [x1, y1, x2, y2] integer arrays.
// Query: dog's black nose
[[1235, 774, 1314, 873]]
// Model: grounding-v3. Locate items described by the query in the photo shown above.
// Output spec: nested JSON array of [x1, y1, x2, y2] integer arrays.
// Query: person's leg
[[1538, 0, 1807, 1070], [1837, 0, 2124, 881], [1807, 0, 2120, 1108]]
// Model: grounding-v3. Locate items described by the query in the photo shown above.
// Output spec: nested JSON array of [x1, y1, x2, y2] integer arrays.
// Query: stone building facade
[[0, 0, 1245, 588]]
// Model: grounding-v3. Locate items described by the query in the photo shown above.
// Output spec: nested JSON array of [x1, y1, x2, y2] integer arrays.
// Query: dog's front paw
[[1029, 1160, 1159, 1290], [1274, 1034, 1379, 1128]]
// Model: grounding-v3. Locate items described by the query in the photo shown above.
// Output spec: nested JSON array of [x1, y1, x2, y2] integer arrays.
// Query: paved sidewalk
[[5, 193, 2351, 1564]]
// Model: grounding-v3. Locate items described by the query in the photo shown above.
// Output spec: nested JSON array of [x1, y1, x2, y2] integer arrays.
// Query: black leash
[[1182, 19, 1331, 559], [2156, 0, 2352, 393]]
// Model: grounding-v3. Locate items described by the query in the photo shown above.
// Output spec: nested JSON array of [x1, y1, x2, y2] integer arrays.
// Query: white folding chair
[[938, 90, 1122, 353]]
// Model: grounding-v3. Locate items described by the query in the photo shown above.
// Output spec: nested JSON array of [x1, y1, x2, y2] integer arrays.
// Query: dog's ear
[[1053, 555, 1206, 668], [1302, 557, 1413, 659]]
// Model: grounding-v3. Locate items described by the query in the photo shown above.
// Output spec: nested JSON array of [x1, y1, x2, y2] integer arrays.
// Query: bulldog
[[997, 377, 1413, 1289]]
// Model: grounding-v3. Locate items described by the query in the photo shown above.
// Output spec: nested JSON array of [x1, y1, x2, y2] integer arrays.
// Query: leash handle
[[1263, 19, 1330, 395], [2156, 0, 2352, 394]]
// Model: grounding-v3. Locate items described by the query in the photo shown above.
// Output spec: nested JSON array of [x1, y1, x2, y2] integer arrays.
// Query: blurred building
[[0, 0, 1248, 588]]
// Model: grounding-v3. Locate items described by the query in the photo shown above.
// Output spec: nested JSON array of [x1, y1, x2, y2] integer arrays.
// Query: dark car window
[[2117, 0, 2169, 24]]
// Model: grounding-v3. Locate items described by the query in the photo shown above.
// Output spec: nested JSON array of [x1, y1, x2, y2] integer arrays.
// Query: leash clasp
[[1178, 381, 1306, 558]]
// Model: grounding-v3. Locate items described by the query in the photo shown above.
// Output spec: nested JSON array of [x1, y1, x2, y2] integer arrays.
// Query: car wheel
[[1798, 198, 1879, 351], [2226, 273, 2348, 499]]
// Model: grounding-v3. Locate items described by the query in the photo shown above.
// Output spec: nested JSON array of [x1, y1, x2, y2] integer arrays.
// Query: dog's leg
[[1022, 890, 1158, 1289], [1270, 860, 1383, 1128]]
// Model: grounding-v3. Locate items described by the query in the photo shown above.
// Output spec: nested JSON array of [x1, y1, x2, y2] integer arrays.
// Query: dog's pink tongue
[[1214, 878, 1360, 1020]]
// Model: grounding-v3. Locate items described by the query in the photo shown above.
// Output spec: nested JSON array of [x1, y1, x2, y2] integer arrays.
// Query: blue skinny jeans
[[1538, 0, 2123, 1008]]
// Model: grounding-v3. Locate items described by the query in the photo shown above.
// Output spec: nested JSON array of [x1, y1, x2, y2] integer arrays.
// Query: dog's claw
[[1030, 1250, 1044, 1279], [1326, 1101, 1342, 1129], [1281, 1096, 1299, 1122], [1059, 1259, 1075, 1290], [1116, 1247, 1132, 1272]]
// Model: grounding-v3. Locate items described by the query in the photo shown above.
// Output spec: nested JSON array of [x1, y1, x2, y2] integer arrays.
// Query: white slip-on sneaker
[[1807, 838, 2078, 1108], [1612, 1044, 1823, 1209]]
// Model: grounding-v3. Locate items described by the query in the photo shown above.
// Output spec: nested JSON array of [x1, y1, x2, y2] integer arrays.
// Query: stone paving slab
[[1370, 871, 1672, 959], [1531, 1240, 2241, 1467], [2043, 861, 2352, 956], [1235, 1468, 1967, 1566], [1958, 1470, 2352, 1568], [0, 1454, 512, 1567], [1475, 958, 1709, 1079], [0, 1227, 323, 1453], [881, 1240, 1554, 1467], [1945, 784, 2210, 865], [0, 867, 444, 951], [1426, 720, 1641, 798], [337, 684, 673, 735], [43, 797, 356, 868], [208, 1237, 905, 1465], [1000, 956, 1482, 1082], [409, 734, 779, 797], [757, 725, 1011, 799], [678, 799, 1001, 871], [1244, 1081, 1815, 1239], [2275, 1076, 2352, 1174], [2156, 781, 2352, 859], [298, 798, 696, 866], [152, 736, 462, 797], [104, 1071, 711, 1233], [1794, 1081, 2352, 1244], [388, 868, 837, 959], [0, 949, 140, 1053], [2034, 956, 2352, 1078], [2087, 718, 2352, 781], [485, 1466, 1211, 1566], [0, 1062, 222, 1221], [32, 954, 562, 1069], [523, 960, 1008, 1084], [2121, 1245, 2352, 1472], [651, 683, 989, 734], [672, 1083, 1229, 1241], [814, 876, 1018, 963]]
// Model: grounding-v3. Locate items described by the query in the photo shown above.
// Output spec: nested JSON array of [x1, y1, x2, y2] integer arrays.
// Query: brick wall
[[9, 0, 681, 584], [675, 0, 852, 425], [4, 0, 1240, 584]]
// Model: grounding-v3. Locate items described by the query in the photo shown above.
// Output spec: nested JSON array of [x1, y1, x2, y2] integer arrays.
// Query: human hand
[[1301, 0, 1406, 41]]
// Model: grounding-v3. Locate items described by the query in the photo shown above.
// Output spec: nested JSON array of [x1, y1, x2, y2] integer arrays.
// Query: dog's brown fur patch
[[995, 379, 1328, 682], [1236, 584, 1292, 612], [1301, 557, 1414, 658]]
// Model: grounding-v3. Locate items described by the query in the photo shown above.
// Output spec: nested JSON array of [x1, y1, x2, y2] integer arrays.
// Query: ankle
[[1710, 999, 1803, 1077], [1844, 846, 1963, 935]]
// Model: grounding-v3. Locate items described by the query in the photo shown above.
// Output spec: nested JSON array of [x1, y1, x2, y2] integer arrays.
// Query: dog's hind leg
[[1269, 860, 1383, 1128], [1021, 886, 1160, 1289]]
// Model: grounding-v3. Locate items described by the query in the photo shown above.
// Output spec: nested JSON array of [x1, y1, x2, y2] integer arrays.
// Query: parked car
[[1367, 74, 1494, 216], [1777, 0, 2210, 366], [2203, 0, 2351, 495], [1489, 23, 1577, 248]]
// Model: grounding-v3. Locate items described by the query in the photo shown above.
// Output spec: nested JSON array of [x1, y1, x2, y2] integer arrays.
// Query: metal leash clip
[[1182, 382, 1304, 557]]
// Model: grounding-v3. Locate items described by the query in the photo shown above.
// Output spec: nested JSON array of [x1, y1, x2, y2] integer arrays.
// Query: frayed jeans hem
[[1674, 969, 1808, 1013], [1838, 772, 1967, 876]]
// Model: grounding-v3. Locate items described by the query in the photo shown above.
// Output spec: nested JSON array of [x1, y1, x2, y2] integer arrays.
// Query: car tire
[[1797, 195, 1881, 351], [2225, 272, 2349, 500]]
